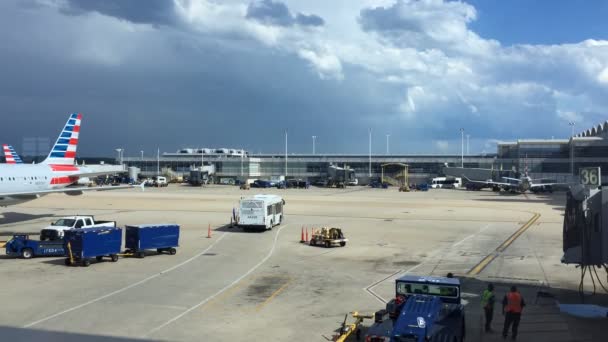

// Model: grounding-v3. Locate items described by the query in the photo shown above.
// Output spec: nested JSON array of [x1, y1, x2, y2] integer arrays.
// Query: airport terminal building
[[121, 121, 608, 184]]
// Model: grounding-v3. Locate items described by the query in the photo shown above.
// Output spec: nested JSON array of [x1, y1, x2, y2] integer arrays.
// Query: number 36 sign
[[580, 167, 601, 188]]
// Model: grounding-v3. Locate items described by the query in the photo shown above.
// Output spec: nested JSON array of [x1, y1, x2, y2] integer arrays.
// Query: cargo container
[[64, 227, 122, 267], [125, 224, 179, 258]]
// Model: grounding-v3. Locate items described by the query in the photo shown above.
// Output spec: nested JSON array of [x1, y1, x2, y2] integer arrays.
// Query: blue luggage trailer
[[125, 224, 179, 258], [5, 234, 65, 259], [64, 227, 122, 267]]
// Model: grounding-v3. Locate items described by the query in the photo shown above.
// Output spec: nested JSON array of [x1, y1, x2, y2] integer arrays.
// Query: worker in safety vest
[[481, 283, 495, 332], [502, 285, 526, 340]]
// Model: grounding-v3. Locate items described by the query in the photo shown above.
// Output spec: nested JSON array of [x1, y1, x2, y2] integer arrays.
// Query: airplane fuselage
[[0, 164, 79, 206]]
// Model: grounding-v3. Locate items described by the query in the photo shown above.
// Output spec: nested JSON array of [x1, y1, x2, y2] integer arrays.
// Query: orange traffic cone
[[300, 226, 305, 243], [207, 224, 212, 238], [305, 227, 309, 243]]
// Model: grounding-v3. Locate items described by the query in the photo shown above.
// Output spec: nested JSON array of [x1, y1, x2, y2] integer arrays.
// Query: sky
[[0, 0, 607, 157]]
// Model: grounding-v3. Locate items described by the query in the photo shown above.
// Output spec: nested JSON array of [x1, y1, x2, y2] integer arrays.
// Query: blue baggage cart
[[64, 227, 122, 267], [125, 224, 179, 258]]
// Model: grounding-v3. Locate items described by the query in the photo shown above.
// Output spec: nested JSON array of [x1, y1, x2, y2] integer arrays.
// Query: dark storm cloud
[[61, 0, 178, 26], [246, 0, 294, 26], [246, 0, 324, 27], [295, 13, 324, 27]]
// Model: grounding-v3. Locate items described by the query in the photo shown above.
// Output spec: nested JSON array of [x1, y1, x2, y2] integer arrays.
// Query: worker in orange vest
[[502, 285, 526, 340]]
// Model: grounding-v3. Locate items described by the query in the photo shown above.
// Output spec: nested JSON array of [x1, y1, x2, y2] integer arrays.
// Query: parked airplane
[[464, 174, 559, 193], [0, 113, 139, 207], [2, 144, 23, 164]]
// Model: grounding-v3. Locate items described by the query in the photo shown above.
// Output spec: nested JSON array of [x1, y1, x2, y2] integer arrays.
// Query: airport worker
[[481, 283, 495, 332], [502, 285, 525, 340]]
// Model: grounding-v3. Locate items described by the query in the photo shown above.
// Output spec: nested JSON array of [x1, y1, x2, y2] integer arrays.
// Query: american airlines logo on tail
[[42, 112, 81, 167], [2, 145, 23, 164]]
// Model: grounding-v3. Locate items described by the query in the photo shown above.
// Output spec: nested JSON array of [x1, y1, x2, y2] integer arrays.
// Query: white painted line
[[144, 224, 290, 338], [362, 224, 493, 303], [452, 224, 492, 247], [364, 264, 422, 304], [24, 233, 229, 328]]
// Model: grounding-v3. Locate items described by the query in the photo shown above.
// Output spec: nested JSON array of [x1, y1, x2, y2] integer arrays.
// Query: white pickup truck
[[40, 216, 117, 241]]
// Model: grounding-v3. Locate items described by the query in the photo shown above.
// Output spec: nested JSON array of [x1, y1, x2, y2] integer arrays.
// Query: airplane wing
[[501, 177, 522, 183], [462, 176, 513, 187], [0, 183, 144, 197], [529, 182, 567, 188]]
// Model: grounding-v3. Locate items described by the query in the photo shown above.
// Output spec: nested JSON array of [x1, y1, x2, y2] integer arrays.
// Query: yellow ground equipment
[[381, 163, 409, 191], [309, 227, 348, 248], [334, 312, 373, 342]]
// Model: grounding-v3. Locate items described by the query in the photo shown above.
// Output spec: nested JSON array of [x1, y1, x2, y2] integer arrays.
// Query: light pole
[[386, 134, 390, 155], [156, 148, 160, 176], [460, 128, 464, 167], [368, 128, 372, 177], [569, 121, 576, 175], [115, 148, 122, 165], [140, 150, 144, 161], [284, 129, 288, 176], [466, 134, 470, 155], [312, 135, 317, 155]]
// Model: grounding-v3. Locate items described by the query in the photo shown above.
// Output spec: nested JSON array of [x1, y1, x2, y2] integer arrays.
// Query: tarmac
[[0, 185, 606, 341]]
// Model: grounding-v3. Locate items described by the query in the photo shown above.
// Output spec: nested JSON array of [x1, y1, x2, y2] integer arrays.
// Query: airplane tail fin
[[42, 113, 82, 165], [3, 144, 23, 164]]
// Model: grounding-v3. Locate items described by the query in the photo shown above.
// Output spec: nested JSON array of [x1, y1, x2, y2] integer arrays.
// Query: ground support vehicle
[[5, 234, 65, 259], [64, 227, 122, 267], [238, 194, 284, 231], [40, 215, 116, 241], [309, 227, 347, 247], [416, 183, 429, 191], [365, 275, 465, 342], [124, 224, 179, 258]]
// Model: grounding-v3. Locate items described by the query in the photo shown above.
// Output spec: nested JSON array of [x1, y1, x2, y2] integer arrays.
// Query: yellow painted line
[[468, 213, 540, 276], [255, 278, 292, 312]]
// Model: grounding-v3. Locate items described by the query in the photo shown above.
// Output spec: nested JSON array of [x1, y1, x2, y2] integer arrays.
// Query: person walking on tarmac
[[481, 283, 495, 332], [502, 285, 526, 340]]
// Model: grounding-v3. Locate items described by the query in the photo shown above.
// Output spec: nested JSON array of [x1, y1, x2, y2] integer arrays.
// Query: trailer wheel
[[110, 254, 119, 262], [325, 241, 331, 248], [96, 256, 103, 262], [309, 239, 315, 246], [169, 248, 177, 255], [157, 248, 164, 254], [64, 258, 72, 266], [340, 241, 346, 247], [82, 259, 91, 267], [137, 251, 145, 258]]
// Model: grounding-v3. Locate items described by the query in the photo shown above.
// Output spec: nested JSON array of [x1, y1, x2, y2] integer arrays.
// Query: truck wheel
[[96, 256, 103, 262], [21, 248, 33, 259], [340, 241, 346, 247], [82, 259, 91, 267], [64, 258, 72, 266], [169, 248, 177, 255], [110, 254, 119, 262], [325, 241, 331, 248], [137, 251, 145, 258]]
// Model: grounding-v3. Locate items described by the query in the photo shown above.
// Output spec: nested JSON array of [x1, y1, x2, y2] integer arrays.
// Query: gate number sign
[[580, 167, 601, 188]]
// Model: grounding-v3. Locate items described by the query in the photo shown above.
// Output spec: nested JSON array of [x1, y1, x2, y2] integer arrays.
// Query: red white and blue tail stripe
[[3, 144, 23, 164], [42, 113, 81, 166]]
